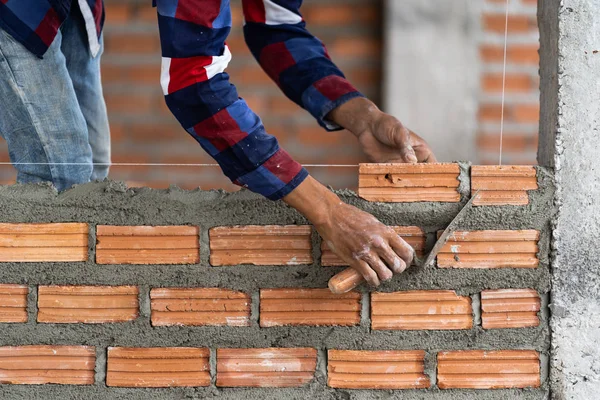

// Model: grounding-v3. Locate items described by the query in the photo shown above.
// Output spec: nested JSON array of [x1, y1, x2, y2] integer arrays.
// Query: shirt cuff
[[301, 75, 365, 131]]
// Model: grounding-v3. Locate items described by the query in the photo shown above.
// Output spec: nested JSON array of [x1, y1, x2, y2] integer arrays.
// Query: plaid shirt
[[0, 0, 103, 57], [158, 0, 364, 199]]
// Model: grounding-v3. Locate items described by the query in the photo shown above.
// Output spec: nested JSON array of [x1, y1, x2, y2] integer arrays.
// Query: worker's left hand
[[327, 97, 437, 163]]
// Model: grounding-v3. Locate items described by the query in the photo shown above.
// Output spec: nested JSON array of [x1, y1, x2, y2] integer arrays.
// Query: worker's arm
[[154, 0, 414, 286], [242, 0, 436, 164]]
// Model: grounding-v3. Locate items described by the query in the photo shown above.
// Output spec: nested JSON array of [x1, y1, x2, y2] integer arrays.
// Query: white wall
[[383, 0, 480, 162]]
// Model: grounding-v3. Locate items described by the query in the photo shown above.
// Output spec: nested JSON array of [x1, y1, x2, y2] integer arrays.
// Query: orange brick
[[321, 226, 425, 266], [107, 347, 210, 387], [328, 350, 430, 389], [209, 225, 312, 266], [0, 284, 28, 323], [216, 348, 317, 387], [104, 33, 160, 54], [482, 14, 537, 33], [438, 350, 540, 389], [481, 72, 535, 93], [0, 345, 95, 385], [96, 226, 199, 265], [472, 165, 538, 205], [478, 103, 503, 122], [437, 230, 540, 269], [0, 223, 88, 262], [150, 288, 250, 327], [358, 163, 461, 202], [512, 103, 540, 123], [371, 291, 472, 330], [479, 44, 540, 66], [104, 4, 131, 25], [481, 289, 541, 329], [38, 286, 139, 324], [476, 133, 538, 152], [329, 37, 381, 58], [260, 289, 360, 327]]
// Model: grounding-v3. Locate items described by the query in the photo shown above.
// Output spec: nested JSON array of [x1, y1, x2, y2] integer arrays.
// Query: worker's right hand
[[284, 176, 415, 287]]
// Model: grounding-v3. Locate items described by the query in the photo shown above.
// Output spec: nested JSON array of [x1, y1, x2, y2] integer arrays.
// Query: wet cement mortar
[[0, 163, 554, 399]]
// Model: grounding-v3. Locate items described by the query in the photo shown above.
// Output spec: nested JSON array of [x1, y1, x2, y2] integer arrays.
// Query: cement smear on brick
[[0, 165, 553, 399]]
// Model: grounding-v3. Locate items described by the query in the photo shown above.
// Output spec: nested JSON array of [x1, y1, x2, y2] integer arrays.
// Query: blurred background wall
[[0, 0, 540, 191]]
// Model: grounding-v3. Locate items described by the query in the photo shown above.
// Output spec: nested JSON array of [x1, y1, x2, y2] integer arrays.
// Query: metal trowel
[[328, 191, 480, 294]]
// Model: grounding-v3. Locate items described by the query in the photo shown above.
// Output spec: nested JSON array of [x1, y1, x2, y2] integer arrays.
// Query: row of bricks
[[0, 345, 542, 390], [0, 223, 541, 268], [0, 286, 542, 330]]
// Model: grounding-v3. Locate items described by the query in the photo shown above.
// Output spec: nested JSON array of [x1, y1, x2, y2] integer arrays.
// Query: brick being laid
[[437, 230, 540, 269], [472, 165, 538, 206], [259, 288, 360, 327], [150, 287, 251, 327], [216, 348, 317, 387], [0, 284, 28, 323], [437, 350, 541, 389], [0, 345, 95, 385], [371, 290, 472, 330], [209, 225, 312, 266], [321, 226, 425, 266], [37, 285, 139, 324], [0, 223, 88, 262], [358, 163, 461, 202], [327, 350, 430, 389], [96, 225, 199, 264], [481, 289, 541, 329], [106, 347, 210, 387]]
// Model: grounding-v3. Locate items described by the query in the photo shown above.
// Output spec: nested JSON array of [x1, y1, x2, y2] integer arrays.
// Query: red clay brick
[[321, 226, 425, 266], [481, 289, 541, 329], [482, 14, 537, 33], [438, 350, 540, 389], [260, 289, 360, 327], [150, 288, 250, 327], [0, 284, 28, 323], [472, 165, 538, 205], [0, 345, 95, 385], [38, 286, 139, 324], [328, 350, 430, 389], [371, 291, 472, 330], [481, 72, 536, 93], [209, 225, 312, 266], [438, 230, 539, 269], [0, 223, 88, 262], [216, 348, 317, 387], [107, 347, 210, 387], [96, 226, 199, 265], [358, 163, 461, 203]]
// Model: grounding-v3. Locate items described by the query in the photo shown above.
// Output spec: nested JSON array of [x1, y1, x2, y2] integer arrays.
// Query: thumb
[[401, 145, 418, 163]]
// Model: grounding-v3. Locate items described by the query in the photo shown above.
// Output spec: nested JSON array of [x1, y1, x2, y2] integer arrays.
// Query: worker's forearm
[[326, 97, 382, 137], [282, 176, 342, 229]]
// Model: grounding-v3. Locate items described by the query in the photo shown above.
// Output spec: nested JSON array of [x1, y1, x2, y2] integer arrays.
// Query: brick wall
[[0, 162, 553, 397], [477, 0, 540, 164], [0, 0, 542, 189]]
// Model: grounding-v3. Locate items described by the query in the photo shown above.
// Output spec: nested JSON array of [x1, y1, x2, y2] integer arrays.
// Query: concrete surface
[[0, 163, 553, 399], [538, 0, 600, 399], [383, 0, 480, 163]]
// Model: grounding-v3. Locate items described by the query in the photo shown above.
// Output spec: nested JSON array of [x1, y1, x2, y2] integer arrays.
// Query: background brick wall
[[0, 0, 541, 189]]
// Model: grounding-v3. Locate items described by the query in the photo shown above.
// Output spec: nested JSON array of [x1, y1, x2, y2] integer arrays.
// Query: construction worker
[[0, 0, 436, 287]]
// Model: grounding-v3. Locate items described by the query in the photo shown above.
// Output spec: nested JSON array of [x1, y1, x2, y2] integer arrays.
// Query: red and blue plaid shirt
[[0, 0, 364, 200]]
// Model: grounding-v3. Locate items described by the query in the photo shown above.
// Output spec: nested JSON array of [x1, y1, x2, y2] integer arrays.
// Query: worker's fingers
[[395, 126, 417, 163], [409, 130, 438, 163], [372, 237, 406, 274], [389, 235, 415, 267], [352, 259, 380, 287], [363, 252, 393, 282]]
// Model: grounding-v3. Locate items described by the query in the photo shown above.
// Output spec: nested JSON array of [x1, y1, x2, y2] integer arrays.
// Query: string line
[[0, 162, 359, 168], [498, 0, 510, 166]]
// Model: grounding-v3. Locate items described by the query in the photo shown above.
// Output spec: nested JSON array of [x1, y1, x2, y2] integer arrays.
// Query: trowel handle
[[328, 267, 364, 294]]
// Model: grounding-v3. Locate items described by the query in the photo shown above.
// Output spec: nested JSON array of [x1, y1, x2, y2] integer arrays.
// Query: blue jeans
[[0, 9, 110, 191]]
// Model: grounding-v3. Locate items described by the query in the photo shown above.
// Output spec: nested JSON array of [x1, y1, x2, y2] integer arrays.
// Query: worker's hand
[[284, 176, 415, 287], [327, 97, 437, 163]]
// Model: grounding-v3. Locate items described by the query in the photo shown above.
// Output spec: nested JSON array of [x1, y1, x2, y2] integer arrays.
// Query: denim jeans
[[0, 8, 110, 191]]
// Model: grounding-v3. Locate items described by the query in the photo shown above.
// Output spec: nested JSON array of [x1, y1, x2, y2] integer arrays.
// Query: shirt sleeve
[[242, 0, 365, 131], [154, 0, 308, 200]]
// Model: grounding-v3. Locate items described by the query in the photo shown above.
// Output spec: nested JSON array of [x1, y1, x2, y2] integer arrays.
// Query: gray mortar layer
[[0, 164, 554, 399]]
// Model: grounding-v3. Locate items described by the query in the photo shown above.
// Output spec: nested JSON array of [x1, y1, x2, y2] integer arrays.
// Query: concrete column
[[538, 1, 600, 398]]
